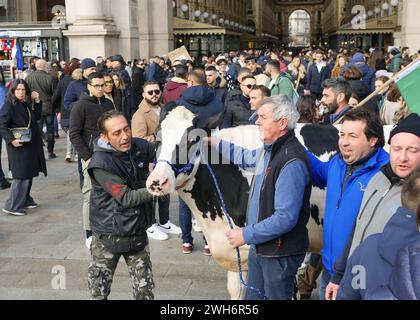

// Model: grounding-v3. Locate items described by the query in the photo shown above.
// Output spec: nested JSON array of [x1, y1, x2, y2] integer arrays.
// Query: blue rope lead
[[204, 159, 268, 300]]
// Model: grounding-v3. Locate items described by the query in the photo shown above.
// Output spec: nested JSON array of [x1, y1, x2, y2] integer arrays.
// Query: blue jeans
[[319, 269, 332, 301], [245, 247, 305, 300], [179, 198, 193, 244]]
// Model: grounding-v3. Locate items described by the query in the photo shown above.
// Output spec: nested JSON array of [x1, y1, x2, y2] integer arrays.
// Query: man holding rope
[[211, 95, 312, 300]]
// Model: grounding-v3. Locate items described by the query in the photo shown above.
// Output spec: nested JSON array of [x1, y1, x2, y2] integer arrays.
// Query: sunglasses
[[242, 84, 255, 89], [147, 90, 161, 96]]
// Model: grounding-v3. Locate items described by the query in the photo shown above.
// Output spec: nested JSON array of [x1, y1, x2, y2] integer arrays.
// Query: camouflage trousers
[[88, 236, 155, 300]]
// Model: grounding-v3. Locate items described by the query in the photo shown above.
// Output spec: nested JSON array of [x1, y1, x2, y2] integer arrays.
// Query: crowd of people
[[0, 44, 419, 300]]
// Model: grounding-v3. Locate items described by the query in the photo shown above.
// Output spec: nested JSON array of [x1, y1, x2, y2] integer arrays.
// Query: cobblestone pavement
[[0, 133, 229, 300]]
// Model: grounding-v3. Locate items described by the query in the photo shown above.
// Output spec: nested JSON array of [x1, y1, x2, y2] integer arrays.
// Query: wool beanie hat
[[388, 113, 420, 144], [81, 58, 96, 71]]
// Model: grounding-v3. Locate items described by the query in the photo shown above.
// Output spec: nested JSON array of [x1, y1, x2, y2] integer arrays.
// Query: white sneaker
[[147, 223, 169, 241], [192, 219, 202, 233], [85, 236, 92, 249], [158, 221, 182, 235]]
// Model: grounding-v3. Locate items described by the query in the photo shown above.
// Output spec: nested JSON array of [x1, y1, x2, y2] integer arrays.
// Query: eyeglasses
[[105, 81, 114, 86], [89, 84, 105, 89], [147, 90, 161, 96]]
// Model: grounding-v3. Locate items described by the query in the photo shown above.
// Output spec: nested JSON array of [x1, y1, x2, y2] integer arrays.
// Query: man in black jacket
[[70, 73, 115, 248], [87, 110, 155, 300]]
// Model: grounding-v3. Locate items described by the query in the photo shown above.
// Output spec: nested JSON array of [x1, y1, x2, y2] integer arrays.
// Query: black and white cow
[[146, 106, 393, 299]]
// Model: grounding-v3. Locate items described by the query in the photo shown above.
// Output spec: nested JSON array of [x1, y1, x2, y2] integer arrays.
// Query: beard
[[326, 100, 340, 115], [145, 97, 160, 106]]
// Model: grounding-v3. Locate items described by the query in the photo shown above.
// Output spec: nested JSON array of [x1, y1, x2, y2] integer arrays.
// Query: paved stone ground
[[0, 133, 228, 300], [0, 132, 320, 301]]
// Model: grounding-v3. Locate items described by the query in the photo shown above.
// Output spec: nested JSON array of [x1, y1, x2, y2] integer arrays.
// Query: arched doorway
[[288, 10, 311, 47]]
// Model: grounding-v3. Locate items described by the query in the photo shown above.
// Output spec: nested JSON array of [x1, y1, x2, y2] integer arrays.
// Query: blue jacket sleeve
[[217, 140, 259, 171], [306, 150, 330, 189], [243, 160, 309, 245]]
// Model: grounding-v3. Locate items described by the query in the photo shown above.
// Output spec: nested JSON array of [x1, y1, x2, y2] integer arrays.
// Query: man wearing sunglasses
[[222, 74, 256, 128], [132, 81, 182, 241]]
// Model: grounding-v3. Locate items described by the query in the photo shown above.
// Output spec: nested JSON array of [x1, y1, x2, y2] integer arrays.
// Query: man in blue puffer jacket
[[338, 169, 420, 300], [307, 108, 389, 300], [341, 52, 376, 92]]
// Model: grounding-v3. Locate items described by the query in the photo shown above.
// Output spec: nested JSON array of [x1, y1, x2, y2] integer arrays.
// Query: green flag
[[395, 59, 420, 116]]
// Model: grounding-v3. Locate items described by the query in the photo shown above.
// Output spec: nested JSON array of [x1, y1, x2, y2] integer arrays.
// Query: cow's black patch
[[184, 151, 249, 228], [310, 205, 321, 226], [300, 124, 339, 158]]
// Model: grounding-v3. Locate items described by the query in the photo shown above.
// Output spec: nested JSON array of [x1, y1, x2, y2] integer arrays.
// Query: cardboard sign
[[168, 46, 193, 64]]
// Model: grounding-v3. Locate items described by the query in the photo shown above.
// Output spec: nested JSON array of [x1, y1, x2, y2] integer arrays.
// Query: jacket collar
[[266, 130, 295, 154], [139, 99, 161, 113], [381, 163, 405, 186]]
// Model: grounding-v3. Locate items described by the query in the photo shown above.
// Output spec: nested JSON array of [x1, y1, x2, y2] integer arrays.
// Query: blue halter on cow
[[146, 100, 393, 300]]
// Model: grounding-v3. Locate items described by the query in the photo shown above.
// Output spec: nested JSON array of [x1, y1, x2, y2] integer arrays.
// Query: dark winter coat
[[26, 70, 58, 116], [365, 238, 420, 300], [209, 77, 228, 104], [348, 80, 379, 114], [88, 138, 155, 242], [69, 95, 115, 161], [113, 88, 137, 123], [305, 62, 332, 96], [222, 90, 253, 128], [63, 69, 88, 118], [337, 207, 419, 300], [131, 67, 146, 108], [52, 75, 73, 128], [176, 86, 225, 131], [0, 99, 47, 179]]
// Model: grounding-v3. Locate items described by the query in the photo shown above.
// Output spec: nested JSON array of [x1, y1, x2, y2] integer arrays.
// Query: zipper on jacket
[[360, 187, 392, 242], [358, 190, 379, 221]]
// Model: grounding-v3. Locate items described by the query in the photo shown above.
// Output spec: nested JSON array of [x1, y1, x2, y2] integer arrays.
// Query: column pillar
[[63, 0, 120, 59], [400, 0, 420, 50], [138, 0, 173, 59]]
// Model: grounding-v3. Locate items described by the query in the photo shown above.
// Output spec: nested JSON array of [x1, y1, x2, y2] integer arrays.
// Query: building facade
[[1, 0, 420, 80]]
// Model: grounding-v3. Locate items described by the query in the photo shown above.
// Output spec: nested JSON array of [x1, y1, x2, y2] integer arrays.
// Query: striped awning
[[336, 14, 397, 36], [173, 17, 240, 36]]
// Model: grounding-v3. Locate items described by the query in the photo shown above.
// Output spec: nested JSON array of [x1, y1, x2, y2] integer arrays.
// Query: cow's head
[[147, 106, 206, 196]]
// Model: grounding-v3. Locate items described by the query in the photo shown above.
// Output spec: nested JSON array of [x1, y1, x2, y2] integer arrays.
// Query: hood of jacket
[[350, 53, 366, 64], [378, 207, 419, 265], [166, 78, 187, 91], [177, 86, 225, 130], [72, 68, 84, 81], [93, 137, 119, 153], [179, 86, 217, 106], [388, 238, 420, 300]]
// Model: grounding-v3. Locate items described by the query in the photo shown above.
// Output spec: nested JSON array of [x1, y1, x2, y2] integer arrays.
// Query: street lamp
[[181, 4, 188, 13], [194, 10, 201, 18], [390, 0, 399, 7]]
